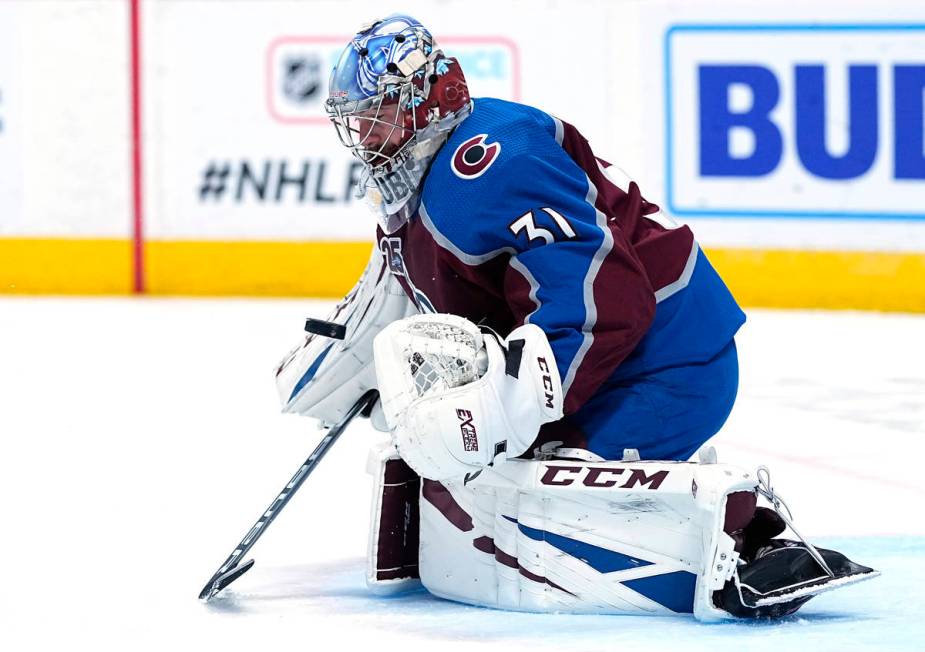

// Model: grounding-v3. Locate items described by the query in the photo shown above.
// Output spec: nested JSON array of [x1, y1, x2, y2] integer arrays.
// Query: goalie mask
[[325, 14, 472, 231]]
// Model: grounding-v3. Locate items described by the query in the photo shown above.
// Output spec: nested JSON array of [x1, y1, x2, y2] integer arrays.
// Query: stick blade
[[199, 558, 255, 601]]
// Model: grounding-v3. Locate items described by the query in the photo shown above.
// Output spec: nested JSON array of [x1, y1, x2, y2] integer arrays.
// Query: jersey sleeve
[[497, 152, 656, 415]]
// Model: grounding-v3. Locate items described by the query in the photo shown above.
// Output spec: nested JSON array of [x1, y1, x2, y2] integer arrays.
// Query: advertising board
[[667, 24, 925, 221]]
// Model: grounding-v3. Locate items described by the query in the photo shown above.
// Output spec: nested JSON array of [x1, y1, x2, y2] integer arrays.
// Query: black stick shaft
[[199, 390, 378, 600]]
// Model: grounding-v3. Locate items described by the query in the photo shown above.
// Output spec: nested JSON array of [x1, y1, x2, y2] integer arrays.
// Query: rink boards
[[2, 1, 925, 311]]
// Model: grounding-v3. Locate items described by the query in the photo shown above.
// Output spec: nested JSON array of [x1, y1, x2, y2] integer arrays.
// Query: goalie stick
[[198, 388, 379, 601]]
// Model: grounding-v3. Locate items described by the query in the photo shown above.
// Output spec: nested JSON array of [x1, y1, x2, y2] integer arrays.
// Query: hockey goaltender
[[272, 14, 878, 620]]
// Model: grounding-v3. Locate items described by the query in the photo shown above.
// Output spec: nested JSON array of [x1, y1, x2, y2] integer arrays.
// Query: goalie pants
[[573, 339, 739, 461]]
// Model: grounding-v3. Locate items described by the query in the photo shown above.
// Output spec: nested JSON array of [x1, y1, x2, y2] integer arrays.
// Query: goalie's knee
[[579, 339, 740, 461]]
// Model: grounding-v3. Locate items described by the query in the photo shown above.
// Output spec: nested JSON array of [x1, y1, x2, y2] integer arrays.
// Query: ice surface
[[0, 298, 922, 651]]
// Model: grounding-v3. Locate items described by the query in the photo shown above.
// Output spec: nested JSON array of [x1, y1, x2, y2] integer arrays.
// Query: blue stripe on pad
[[504, 515, 653, 573], [622, 571, 697, 613], [287, 344, 334, 403]]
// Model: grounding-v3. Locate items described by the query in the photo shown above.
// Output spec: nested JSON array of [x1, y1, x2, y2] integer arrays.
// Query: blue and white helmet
[[328, 15, 430, 105], [326, 15, 472, 227]]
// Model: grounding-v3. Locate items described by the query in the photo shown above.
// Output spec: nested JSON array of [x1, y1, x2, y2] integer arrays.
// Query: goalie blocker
[[365, 444, 878, 620]]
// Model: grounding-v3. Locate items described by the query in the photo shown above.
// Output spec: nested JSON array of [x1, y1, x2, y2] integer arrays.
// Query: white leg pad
[[416, 457, 757, 618]]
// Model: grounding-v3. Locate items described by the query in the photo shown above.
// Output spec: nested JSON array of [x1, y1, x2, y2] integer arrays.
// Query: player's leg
[[392, 456, 878, 619], [575, 340, 739, 461]]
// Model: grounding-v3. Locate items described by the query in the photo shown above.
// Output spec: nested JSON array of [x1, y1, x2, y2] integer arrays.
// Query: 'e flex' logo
[[666, 25, 925, 219]]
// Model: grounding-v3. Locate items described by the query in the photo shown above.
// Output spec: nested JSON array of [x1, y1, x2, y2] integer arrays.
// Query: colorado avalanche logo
[[451, 134, 501, 180]]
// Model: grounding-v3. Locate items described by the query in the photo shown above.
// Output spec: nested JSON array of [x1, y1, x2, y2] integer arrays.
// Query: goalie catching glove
[[374, 314, 564, 480]]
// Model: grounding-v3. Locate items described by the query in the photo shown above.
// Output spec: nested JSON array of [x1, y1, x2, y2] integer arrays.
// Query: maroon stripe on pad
[[724, 491, 758, 535], [470, 536, 575, 597], [422, 479, 474, 532], [473, 536, 496, 554], [493, 544, 518, 569]]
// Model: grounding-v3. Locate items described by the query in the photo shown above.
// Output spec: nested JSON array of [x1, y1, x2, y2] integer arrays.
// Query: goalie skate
[[715, 526, 879, 618]]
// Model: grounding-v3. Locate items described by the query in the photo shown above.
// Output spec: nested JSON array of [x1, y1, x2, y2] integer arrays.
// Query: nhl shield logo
[[282, 55, 322, 104]]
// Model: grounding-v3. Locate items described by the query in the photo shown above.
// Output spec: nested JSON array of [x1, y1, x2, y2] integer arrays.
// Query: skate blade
[[745, 568, 880, 608]]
